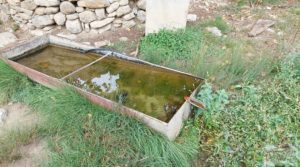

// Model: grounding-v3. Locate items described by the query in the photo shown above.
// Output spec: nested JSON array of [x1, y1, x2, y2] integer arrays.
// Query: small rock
[[119, 36, 128, 41], [137, 0, 146, 10], [90, 17, 114, 29], [45, 7, 59, 14], [79, 11, 96, 23], [76, 7, 84, 13], [0, 11, 9, 22], [95, 9, 106, 20], [66, 19, 82, 34], [106, 2, 119, 13], [116, 5, 131, 17], [32, 15, 54, 28], [94, 40, 110, 47], [54, 12, 66, 26], [119, 0, 128, 6], [16, 13, 31, 20], [21, 0, 37, 11], [60, 1, 76, 14], [98, 23, 111, 33], [77, 0, 110, 9], [34, 7, 45, 15], [248, 19, 275, 37], [0, 32, 17, 47], [34, 0, 60, 7], [82, 42, 91, 45], [66, 13, 79, 20], [43, 25, 55, 31], [0, 108, 8, 125], [107, 11, 117, 17], [123, 12, 135, 21], [122, 20, 135, 28], [187, 14, 197, 22], [137, 10, 145, 23], [206, 27, 222, 37]]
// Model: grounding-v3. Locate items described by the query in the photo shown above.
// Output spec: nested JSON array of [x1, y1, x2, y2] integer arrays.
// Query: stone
[[0, 32, 17, 47], [90, 17, 114, 28], [66, 13, 79, 20], [119, 36, 128, 41], [119, 0, 128, 6], [95, 9, 105, 19], [43, 25, 55, 31], [45, 7, 59, 14], [66, 19, 82, 34], [107, 11, 116, 17], [206, 27, 222, 37], [94, 40, 110, 47], [76, 7, 84, 13], [98, 23, 111, 33], [16, 13, 32, 20], [79, 11, 96, 23], [27, 23, 35, 30], [0, 108, 8, 125], [113, 23, 121, 27], [248, 19, 275, 37], [122, 20, 135, 28], [7, 0, 20, 6], [187, 14, 197, 22], [137, 0, 146, 10], [10, 9, 17, 15], [21, 0, 37, 11], [123, 12, 135, 21], [113, 18, 122, 24], [60, 1, 76, 14], [10, 5, 33, 15], [34, 0, 60, 7], [116, 5, 131, 17], [0, 11, 9, 22], [35, 7, 45, 15], [106, 2, 119, 13], [77, 0, 110, 9], [54, 12, 66, 26], [32, 15, 54, 28], [136, 10, 145, 22]]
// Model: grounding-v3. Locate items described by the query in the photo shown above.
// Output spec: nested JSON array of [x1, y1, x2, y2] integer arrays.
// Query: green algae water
[[15, 45, 202, 122], [16, 45, 99, 78]]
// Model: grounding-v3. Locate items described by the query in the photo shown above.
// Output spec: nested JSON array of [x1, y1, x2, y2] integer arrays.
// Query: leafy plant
[[140, 28, 202, 64], [12, 24, 20, 32]]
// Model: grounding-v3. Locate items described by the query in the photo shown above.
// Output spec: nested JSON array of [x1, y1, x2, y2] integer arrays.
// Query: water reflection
[[76, 72, 120, 94]]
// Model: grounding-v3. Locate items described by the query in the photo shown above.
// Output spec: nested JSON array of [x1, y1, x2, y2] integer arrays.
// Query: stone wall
[[0, 0, 146, 34]]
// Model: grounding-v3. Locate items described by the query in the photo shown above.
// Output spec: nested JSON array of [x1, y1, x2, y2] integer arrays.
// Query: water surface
[[15, 45, 202, 122]]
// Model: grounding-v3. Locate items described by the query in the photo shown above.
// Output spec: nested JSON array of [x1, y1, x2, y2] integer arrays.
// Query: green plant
[[140, 28, 202, 64], [195, 55, 300, 166], [234, 0, 282, 7], [12, 24, 20, 32], [202, 16, 231, 34], [0, 61, 32, 103]]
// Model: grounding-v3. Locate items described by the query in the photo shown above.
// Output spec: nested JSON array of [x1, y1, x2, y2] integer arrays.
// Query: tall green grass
[[0, 60, 199, 167], [140, 25, 277, 88]]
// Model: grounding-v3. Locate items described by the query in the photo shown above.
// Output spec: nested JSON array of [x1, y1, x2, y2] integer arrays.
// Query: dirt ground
[[0, 103, 46, 167]]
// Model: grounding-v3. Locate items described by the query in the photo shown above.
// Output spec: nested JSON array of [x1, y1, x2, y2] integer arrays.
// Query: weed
[[195, 54, 300, 166], [0, 20, 3, 25], [12, 24, 20, 32], [140, 28, 202, 64], [201, 16, 231, 34], [234, 0, 282, 7]]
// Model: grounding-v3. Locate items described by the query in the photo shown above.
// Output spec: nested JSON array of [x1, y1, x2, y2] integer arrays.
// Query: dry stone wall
[[0, 0, 146, 34]]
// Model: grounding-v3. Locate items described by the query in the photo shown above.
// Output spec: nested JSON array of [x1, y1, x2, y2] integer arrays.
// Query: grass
[[233, 0, 283, 7], [140, 24, 277, 88], [194, 54, 300, 166], [0, 61, 200, 167]]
